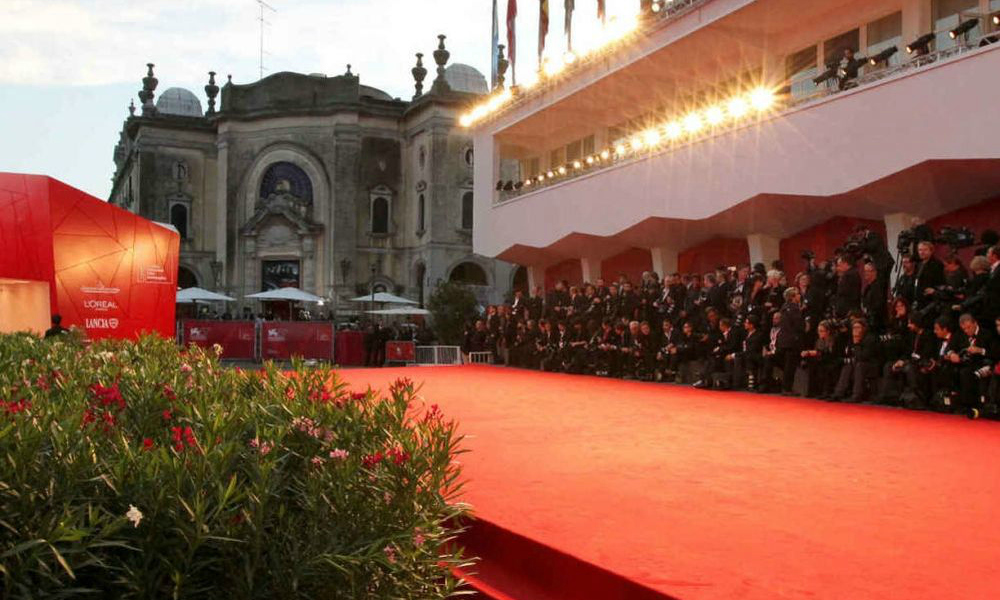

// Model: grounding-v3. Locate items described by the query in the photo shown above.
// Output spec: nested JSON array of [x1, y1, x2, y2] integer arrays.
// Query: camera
[[801, 249, 815, 261], [935, 226, 976, 250], [897, 224, 934, 257]]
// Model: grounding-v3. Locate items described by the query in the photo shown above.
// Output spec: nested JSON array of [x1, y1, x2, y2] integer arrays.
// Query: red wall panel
[[0, 173, 179, 340], [927, 195, 1000, 263], [779, 217, 886, 274], [183, 320, 256, 360], [601, 248, 653, 283], [678, 238, 749, 274], [545, 258, 583, 289]]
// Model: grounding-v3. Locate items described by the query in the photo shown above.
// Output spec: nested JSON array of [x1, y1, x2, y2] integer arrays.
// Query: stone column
[[580, 256, 602, 284], [747, 234, 781, 268], [526, 265, 547, 291], [649, 246, 678, 277]]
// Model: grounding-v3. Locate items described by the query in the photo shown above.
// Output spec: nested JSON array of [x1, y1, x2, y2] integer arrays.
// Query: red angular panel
[[0, 172, 179, 341]]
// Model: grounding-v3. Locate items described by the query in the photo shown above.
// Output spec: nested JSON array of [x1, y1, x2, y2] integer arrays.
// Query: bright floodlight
[[664, 121, 683, 140], [727, 97, 749, 118], [683, 112, 703, 134], [630, 135, 645, 150], [543, 57, 564, 77], [705, 105, 725, 125], [460, 114, 473, 127], [572, 160, 582, 169], [600, 149, 611, 160], [564, 52, 577, 65], [520, 69, 540, 89], [586, 156, 595, 165], [749, 88, 774, 111], [615, 143, 627, 156], [643, 129, 661, 146], [557, 166, 567, 175]]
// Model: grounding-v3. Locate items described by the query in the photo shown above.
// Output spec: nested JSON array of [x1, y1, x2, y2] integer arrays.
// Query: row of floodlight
[[496, 87, 777, 194]]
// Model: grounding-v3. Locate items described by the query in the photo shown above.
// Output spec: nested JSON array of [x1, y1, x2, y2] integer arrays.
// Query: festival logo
[[138, 265, 171, 284], [81, 282, 121, 295], [189, 327, 209, 342]]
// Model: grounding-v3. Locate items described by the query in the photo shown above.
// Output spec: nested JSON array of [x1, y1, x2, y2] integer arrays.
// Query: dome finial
[[138, 62, 159, 116], [205, 71, 219, 114], [431, 35, 451, 93]]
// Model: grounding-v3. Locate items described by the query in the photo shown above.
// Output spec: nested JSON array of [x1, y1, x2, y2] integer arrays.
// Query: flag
[[539, 0, 549, 63], [492, 0, 500, 88], [565, 0, 574, 51], [507, 0, 518, 83], [597, 0, 606, 23]]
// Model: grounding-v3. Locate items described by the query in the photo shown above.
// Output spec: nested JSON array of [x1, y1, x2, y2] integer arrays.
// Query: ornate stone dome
[[445, 64, 488, 95], [156, 87, 204, 117]]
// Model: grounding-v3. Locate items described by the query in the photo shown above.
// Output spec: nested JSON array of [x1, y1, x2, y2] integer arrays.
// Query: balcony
[[472, 41, 1000, 263]]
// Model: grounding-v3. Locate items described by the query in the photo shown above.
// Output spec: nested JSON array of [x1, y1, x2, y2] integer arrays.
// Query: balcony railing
[[494, 34, 999, 206]]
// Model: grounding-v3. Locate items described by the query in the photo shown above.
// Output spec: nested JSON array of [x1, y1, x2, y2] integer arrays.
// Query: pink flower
[[180, 363, 193, 373], [310, 456, 325, 467], [413, 532, 426, 547], [249, 437, 260, 448], [162, 409, 172, 421], [383, 545, 397, 564], [329, 448, 349, 460], [259, 442, 273, 456]]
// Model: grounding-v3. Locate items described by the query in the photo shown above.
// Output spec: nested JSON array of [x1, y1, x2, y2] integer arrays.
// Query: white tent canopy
[[176, 287, 236, 303], [366, 307, 430, 316], [246, 287, 325, 303], [348, 292, 418, 305]]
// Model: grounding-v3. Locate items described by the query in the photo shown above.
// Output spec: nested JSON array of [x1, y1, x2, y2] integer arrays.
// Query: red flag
[[507, 0, 517, 72], [539, 0, 549, 63], [597, 0, 606, 22]]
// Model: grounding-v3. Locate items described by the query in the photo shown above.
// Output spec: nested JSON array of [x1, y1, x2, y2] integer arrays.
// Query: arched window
[[170, 203, 189, 239], [464, 148, 474, 166], [417, 194, 426, 233], [449, 262, 488, 286], [461, 191, 473, 231], [260, 161, 313, 203], [177, 266, 199, 289], [372, 197, 389, 234]]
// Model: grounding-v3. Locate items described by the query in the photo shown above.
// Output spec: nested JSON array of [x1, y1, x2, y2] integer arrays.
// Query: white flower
[[126, 504, 143, 528]]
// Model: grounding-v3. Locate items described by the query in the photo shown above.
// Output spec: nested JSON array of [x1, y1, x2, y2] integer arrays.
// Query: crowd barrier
[[182, 320, 256, 360], [335, 330, 366, 366], [416, 346, 462, 365], [467, 352, 494, 365]]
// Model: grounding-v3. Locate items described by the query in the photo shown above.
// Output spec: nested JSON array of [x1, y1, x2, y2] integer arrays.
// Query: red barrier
[[386, 341, 416, 363], [261, 322, 334, 361], [183, 320, 255, 360], [335, 330, 366, 366]]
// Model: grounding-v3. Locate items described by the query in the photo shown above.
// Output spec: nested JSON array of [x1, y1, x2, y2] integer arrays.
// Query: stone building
[[109, 35, 514, 317]]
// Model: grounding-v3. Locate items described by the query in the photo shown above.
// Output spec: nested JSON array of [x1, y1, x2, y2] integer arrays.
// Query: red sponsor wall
[[779, 217, 886, 273], [336, 330, 366, 366], [183, 320, 256, 360], [261, 322, 334, 360], [601, 248, 653, 283], [544, 258, 583, 290], [678, 238, 749, 274], [0, 173, 179, 340]]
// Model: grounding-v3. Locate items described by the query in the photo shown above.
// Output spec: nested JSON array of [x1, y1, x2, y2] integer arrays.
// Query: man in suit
[[833, 256, 861, 318], [735, 315, 765, 390], [913, 241, 946, 311], [775, 287, 806, 394], [955, 313, 1000, 414], [527, 286, 545, 321], [982, 245, 1000, 323], [861, 262, 888, 333]]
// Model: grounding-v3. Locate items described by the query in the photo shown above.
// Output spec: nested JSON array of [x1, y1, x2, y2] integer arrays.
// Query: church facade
[[109, 36, 515, 316]]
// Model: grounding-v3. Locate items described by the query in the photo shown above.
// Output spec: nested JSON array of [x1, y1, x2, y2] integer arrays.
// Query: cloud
[[0, 0, 637, 98]]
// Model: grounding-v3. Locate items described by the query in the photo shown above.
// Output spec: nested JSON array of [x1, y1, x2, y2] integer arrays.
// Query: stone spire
[[431, 34, 451, 94], [138, 63, 158, 116], [496, 44, 509, 89], [411, 53, 427, 99], [204, 71, 219, 114]]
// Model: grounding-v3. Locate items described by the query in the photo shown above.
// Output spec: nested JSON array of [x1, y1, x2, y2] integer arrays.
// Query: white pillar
[[747, 234, 781, 268], [649, 246, 678, 277], [580, 256, 602, 284], [526, 265, 547, 291]]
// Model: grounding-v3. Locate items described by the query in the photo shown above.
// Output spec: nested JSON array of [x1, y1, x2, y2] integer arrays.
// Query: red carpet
[[337, 366, 1000, 600]]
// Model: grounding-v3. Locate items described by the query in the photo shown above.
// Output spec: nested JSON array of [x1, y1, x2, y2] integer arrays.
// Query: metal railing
[[495, 34, 999, 205], [415, 346, 462, 365]]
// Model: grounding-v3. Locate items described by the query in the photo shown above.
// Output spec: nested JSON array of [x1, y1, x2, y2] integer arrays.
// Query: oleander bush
[[0, 333, 470, 599]]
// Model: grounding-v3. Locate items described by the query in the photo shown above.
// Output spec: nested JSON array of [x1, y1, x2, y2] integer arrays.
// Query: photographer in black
[[774, 287, 805, 395], [832, 256, 862, 318], [879, 312, 937, 407], [832, 319, 881, 402], [861, 262, 888, 333], [953, 313, 999, 415]]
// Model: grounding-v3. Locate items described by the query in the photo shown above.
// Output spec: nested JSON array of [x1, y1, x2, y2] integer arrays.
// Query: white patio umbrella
[[348, 292, 419, 305], [246, 287, 325, 303], [176, 287, 236, 303], [366, 307, 430, 316]]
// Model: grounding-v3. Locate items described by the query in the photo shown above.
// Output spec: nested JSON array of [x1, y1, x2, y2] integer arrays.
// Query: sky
[[0, 0, 638, 199]]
